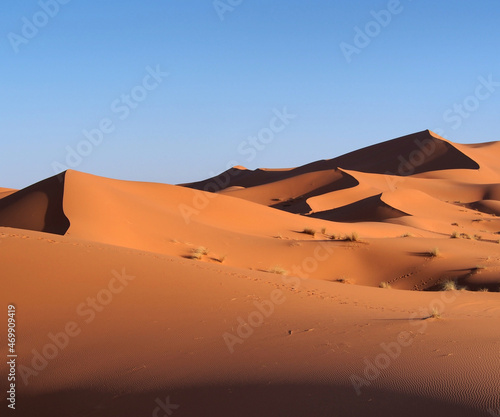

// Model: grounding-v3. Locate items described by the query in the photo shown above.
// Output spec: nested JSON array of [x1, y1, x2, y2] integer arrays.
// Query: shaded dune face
[[309, 194, 408, 223], [0, 173, 69, 235], [319, 130, 480, 175]]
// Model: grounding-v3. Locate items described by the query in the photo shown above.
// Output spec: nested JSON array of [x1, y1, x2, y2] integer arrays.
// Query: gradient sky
[[2, 0, 500, 189]]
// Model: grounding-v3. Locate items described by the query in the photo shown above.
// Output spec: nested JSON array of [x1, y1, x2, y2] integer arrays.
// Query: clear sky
[[2, 0, 500, 189]]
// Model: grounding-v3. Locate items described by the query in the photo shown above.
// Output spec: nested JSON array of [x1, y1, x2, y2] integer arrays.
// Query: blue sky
[[2, 0, 500, 189]]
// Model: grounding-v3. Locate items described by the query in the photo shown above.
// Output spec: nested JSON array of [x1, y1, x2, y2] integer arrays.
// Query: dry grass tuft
[[428, 247, 440, 257], [429, 307, 441, 319], [345, 232, 359, 242], [190, 246, 208, 260], [303, 228, 316, 237], [268, 266, 288, 275], [441, 280, 457, 291]]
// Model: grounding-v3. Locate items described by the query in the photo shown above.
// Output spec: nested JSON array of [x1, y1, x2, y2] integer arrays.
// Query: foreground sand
[[1, 130, 499, 416]]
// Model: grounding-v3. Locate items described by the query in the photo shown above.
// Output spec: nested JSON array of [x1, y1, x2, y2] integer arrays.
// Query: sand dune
[[1, 130, 499, 416]]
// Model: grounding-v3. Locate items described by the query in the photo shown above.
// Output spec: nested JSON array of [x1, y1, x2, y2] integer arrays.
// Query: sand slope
[[1, 228, 499, 416]]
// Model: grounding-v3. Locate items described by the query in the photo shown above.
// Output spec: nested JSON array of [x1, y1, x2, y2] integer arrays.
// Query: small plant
[[478, 288, 489, 292], [336, 277, 352, 284], [429, 307, 441, 319], [450, 231, 459, 239], [441, 280, 457, 291], [451, 222, 459, 226], [329, 234, 338, 240], [190, 246, 208, 260], [428, 247, 440, 257], [473, 234, 482, 240], [197, 246, 209, 255], [461, 233, 472, 239], [401, 233, 414, 238], [379, 281, 391, 289], [303, 228, 316, 236], [268, 266, 288, 275], [345, 232, 359, 242], [321, 227, 327, 235]]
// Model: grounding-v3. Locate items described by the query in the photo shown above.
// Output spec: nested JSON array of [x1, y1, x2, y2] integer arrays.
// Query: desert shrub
[[303, 228, 316, 236], [429, 247, 440, 257], [190, 246, 208, 260], [268, 266, 288, 275], [345, 232, 359, 242], [441, 280, 457, 291]]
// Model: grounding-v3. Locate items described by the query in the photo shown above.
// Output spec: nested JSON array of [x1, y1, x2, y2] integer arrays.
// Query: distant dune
[[1, 130, 499, 416]]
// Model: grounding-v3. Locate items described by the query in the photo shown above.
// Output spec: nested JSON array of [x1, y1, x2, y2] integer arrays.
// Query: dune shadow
[[0, 172, 70, 235], [15, 382, 485, 417], [309, 194, 408, 223]]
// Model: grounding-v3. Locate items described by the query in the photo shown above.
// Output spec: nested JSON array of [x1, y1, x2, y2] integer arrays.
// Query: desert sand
[[1, 130, 499, 416]]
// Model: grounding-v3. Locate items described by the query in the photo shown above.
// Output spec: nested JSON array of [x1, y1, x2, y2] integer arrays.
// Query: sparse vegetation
[[336, 277, 352, 284], [303, 228, 316, 237], [428, 247, 440, 257], [441, 280, 457, 291], [268, 266, 288, 275], [429, 307, 441, 319], [190, 252, 202, 260], [379, 281, 391, 289], [451, 231, 459, 239], [190, 246, 208, 260], [345, 232, 359, 242], [478, 288, 489, 292], [321, 227, 327, 235], [401, 233, 414, 238]]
